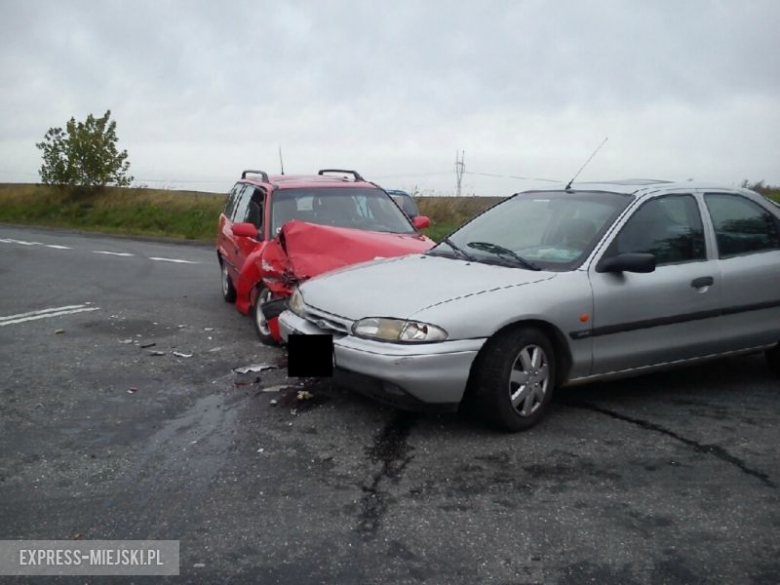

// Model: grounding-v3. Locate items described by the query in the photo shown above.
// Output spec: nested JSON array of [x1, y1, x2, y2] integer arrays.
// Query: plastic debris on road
[[233, 363, 276, 375], [55, 329, 65, 335], [173, 351, 193, 358], [149, 350, 165, 356], [140, 342, 156, 349], [297, 390, 314, 401], [128, 387, 138, 394]]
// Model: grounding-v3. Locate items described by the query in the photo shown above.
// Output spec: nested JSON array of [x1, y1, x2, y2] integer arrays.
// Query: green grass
[[0, 184, 226, 241], [0, 184, 500, 243], [417, 196, 502, 242], [2, 182, 774, 244]]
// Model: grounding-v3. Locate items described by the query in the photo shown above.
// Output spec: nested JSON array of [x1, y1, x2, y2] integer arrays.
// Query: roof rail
[[317, 169, 365, 182], [241, 169, 270, 182]]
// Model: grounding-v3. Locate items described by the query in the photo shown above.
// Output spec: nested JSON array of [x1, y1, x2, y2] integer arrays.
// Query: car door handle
[[691, 276, 714, 288]]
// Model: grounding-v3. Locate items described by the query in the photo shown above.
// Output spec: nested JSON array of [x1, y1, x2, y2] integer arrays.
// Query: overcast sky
[[1, 1, 779, 195]]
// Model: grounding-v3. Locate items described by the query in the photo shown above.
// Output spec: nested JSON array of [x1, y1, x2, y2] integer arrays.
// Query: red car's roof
[[241, 174, 380, 191]]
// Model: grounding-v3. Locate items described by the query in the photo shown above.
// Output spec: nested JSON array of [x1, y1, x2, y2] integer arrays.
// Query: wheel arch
[[464, 318, 573, 400]]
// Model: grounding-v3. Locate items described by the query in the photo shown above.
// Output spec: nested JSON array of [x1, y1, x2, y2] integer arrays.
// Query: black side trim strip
[[569, 298, 780, 340]]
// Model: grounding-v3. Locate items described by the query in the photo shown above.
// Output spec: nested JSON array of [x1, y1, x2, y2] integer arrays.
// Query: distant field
[[0, 183, 225, 240], [2, 183, 777, 243], [0, 184, 501, 242], [416, 196, 502, 241]]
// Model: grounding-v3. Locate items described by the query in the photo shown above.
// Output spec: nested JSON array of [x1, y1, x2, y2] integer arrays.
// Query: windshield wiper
[[438, 237, 476, 261], [466, 241, 541, 271]]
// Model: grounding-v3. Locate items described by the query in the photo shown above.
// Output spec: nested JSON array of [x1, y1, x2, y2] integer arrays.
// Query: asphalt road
[[1, 224, 779, 585]]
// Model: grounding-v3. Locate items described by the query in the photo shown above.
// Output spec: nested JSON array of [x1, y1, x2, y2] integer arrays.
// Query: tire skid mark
[[565, 401, 777, 489], [357, 412, 417, 535]]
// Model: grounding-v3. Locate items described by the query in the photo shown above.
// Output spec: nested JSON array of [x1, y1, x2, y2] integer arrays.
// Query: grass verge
[[0, 184, 225, 241], [2, 183, 775, 243], [0, 184, 501, 243]]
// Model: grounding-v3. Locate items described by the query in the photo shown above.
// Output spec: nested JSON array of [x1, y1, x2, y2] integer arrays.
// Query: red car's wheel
[[252, 286, 279, 346], [220, 258, 236, 303]]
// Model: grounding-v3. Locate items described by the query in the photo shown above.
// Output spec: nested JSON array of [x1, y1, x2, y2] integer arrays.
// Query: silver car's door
[[702, 191, 780, 349], [586, 192, 723, 375]]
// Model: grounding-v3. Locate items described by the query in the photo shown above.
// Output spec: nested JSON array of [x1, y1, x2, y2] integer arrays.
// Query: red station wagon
[[217, 169, 434, 343]]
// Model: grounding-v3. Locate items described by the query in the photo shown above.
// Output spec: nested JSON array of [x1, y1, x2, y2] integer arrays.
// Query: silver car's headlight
[[288, 288, 305, 315], [352, 318, 448, 343]]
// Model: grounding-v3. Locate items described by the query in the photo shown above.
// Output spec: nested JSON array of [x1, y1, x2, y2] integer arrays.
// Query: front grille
[[300, 306, 351, 335]]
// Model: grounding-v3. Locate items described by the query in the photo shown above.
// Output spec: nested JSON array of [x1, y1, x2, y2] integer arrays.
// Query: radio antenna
[[565, 136, 608, 190], [278, 145, 285, 175]]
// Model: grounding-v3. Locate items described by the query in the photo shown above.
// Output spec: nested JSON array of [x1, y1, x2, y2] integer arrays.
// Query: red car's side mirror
[[232, 222, 258, 239], [413, 215, 431, 230]]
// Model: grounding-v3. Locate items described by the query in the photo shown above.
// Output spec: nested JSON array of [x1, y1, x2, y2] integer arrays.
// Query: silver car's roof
[[521, 179, 751, 198]]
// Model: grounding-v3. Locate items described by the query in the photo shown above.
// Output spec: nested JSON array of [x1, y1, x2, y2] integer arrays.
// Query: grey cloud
[[1, 0, 779, 193]]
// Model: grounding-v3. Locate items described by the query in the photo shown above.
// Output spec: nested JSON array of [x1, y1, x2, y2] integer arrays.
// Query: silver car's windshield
[[430, 190, 634, 271]]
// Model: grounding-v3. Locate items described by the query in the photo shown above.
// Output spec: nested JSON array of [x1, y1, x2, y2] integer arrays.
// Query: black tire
[[220, 257, 236, 303], [252, 286, 278, 346], [472, 326, 556, 432], [767, 344, 780, 376]]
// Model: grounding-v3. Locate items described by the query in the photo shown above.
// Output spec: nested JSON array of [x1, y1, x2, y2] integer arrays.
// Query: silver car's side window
[[704, 193, 780, 258], [604, 194, 707, 266]]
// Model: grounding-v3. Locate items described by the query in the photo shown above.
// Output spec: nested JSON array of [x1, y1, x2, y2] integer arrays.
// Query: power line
[[465, 171, 560, 183], [372, 171, 452, 179]]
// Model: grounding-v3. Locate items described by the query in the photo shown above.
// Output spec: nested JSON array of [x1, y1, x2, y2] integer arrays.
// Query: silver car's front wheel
[[508, 344, 550, 417], [473, 326, 556, 432]]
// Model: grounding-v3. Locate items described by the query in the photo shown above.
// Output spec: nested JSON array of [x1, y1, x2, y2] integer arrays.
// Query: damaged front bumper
[[278, 310, 485, 410]]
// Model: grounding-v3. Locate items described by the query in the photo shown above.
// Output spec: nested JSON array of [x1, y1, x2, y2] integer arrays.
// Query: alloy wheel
[[508, 344, 550, 417]]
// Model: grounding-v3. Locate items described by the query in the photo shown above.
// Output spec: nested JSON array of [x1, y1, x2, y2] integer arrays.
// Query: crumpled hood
[[300, 254, 556, 320], [269, 220, 433, 281]]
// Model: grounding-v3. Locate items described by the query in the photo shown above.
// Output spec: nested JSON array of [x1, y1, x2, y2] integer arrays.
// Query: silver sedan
[[279, 180, 780, 431]]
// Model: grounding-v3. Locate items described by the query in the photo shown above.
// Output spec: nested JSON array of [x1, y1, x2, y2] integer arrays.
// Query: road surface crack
[[565, 401, 777, 489], [357, 412, 417, 536]]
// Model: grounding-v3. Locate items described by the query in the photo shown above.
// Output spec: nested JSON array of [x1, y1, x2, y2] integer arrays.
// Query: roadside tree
[[36, 110, 133, 189]]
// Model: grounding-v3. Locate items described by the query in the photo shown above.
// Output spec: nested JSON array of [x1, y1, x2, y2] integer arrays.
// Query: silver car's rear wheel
[[508, 344, 550, 417], [473, 326, 556, 432]]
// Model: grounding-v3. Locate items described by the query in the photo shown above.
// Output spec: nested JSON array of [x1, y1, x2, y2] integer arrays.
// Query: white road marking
[[1, 234, 200, 265], [1, 238, 70, 249], [149, 257, 199, 264], [0, 305, 88, 322], [93, 250, 135, 257], [0, 306, 99, 327], [0, 238, 43, 246]]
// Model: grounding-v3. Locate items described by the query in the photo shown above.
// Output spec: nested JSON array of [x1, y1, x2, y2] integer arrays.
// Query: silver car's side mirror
[[596, 253, 656, 274]]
